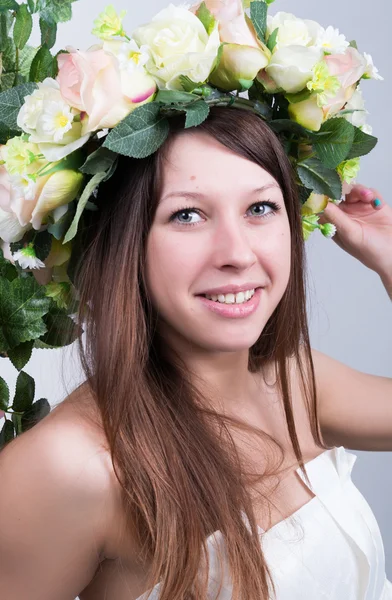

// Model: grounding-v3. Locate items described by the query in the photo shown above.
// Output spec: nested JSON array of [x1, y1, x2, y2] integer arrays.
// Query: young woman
[[0, 108, 391, 600]]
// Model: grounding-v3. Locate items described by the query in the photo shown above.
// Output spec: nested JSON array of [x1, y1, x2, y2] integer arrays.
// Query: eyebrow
[[160, 183, 281, 204]]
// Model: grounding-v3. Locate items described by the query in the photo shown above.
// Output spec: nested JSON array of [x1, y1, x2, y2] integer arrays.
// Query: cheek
[[145, 229, 202, 305]]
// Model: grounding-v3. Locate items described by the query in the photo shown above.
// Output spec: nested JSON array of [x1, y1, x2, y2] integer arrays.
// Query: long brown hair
[[75, 107, 327, 599]]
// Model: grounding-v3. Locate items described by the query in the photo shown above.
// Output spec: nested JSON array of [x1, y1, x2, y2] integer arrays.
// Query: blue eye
[[170, 208, 203, 225], [248, 201, 280, 218]]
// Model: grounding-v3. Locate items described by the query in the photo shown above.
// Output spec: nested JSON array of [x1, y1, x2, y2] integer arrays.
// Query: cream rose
[[132, 4, 221, 90], [266, 12, 322, 51], [266, 45, 323, 94]]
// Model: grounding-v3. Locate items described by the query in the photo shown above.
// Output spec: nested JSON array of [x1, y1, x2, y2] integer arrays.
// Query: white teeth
[[204, 289, 256, 304]]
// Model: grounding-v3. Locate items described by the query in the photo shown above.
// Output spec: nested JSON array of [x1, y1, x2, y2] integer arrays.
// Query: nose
[[211, 216, 257, 272]]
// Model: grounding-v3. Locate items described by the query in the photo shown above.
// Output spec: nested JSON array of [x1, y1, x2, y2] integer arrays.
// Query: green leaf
[[269, 118, 314, 138], [345, 126, 377, 160], [29, 43, 55, 81], [27, 0, 35, 12], [349, 40, 358, 49], [20, 397, 50, 432], [103, 102, 170, 159], [0, 375, 9, 410], [0, 420, 15, 450], [33, 229, 52, 261], [39, 15, 57, 49], [47, 204, 75, 240], [238, 78, 254, 91], [0, 246, 18, 281], [19, 43, 37, 77], [13, 369, 35, 411], [196, 1, 216, 35], [0, 82, 37, 130], [0, 12, 13, 51], [179, 75, 203, 93], [1, 37, 16, 72], [7, 339, 34, 371], [13, 4, 33, 50], [80, 146, 117, 175], [297, 157, 342, 200], [312, 118, 355, 169], [0, 276, 51, 353], [39, 304, 82, 347], [63, 172, 107, 244], [298, 185, 313, 205], [184, 100, 210, 128], [0, 0, 19, 11], [155, 90, 199, 104], [250, 0, 268, 44], [267, 27, 278, 52], [41, 0, 73, 23], [285, 89, 313, 104]]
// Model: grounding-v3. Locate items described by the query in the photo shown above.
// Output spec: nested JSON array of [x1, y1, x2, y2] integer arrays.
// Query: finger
[[319, 201, 358, 240], [344, 183, 371, 204]]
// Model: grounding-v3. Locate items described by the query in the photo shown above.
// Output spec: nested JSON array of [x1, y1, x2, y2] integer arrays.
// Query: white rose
[[266, 45, 323, 94], [132, 4, 221, 90], [343, 87, 368, 128], [267, 12, 322, 51], [17, 78, 90, 161]]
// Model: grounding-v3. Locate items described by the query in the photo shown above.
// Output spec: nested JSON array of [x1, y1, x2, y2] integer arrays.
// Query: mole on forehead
[[190, 175, 196, 180]]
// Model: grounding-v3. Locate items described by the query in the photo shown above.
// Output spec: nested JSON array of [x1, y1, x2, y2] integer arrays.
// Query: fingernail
[[373, 198, 382, 208]]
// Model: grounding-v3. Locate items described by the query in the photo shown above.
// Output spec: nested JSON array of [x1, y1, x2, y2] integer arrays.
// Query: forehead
[[160, 131, 280, 195]]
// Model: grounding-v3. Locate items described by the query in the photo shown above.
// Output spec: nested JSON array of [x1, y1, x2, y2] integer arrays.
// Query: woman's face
[[145, 131, 292, 354]]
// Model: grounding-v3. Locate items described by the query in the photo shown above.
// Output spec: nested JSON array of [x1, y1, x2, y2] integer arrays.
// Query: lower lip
[[197, 288, 262, 319]]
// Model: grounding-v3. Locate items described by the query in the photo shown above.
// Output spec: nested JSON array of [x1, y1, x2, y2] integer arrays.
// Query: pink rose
[[325, 47, 366, 90], [57, 47, 156, 135]]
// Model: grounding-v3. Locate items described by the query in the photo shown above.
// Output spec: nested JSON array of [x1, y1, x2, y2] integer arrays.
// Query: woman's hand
[[319, 184, 392, 283]]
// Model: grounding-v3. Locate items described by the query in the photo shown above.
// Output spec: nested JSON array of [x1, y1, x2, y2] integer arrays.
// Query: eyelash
[[169, 201, 282, 227]]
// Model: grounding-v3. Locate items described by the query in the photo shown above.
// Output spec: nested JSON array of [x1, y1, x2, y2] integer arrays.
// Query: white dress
[[136, 446, 392, 600]]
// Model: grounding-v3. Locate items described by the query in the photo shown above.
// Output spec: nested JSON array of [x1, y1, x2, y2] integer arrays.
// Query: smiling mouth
[[202, 289, 256, 305]]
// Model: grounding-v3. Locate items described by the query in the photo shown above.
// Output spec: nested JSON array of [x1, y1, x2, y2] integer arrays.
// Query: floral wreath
[[0, 0, 382, 445]]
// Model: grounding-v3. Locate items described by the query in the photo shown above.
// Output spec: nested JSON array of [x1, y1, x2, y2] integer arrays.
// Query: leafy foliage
[[103, 102, 170, 159]]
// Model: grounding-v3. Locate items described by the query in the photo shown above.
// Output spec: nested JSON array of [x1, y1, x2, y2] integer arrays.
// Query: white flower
[[132, 3, 221, 89], [267, 12, 322, 51], [117, 40, 150, 73], [0, 206, 30, 243], [343, 87, 368, 128], [314, 26, 349, 55], [40, 100, 74, 143], [17, 78, 90, 162], [363, 53, 383, 80], [361, 123, 373, 135], [9, 173, 37, 201], [12, 245, 46, 270], [266, 45, 323, 93]]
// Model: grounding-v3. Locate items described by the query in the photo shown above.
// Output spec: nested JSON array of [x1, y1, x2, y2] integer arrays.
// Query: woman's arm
[[311, 348, 392, 452], [313, 185, 392, 450]]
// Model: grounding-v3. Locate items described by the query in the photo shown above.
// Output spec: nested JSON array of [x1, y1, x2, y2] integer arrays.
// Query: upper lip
[[198, 284, 262, 296]]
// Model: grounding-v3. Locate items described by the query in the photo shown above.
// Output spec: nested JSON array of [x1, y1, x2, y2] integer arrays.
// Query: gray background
[[0, 0, 391, 583]]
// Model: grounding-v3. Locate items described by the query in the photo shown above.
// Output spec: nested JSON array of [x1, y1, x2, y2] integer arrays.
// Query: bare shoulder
[[2, 382, 127, 559], [0, 383, 125, 599], [49, 384, 141, 562]]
